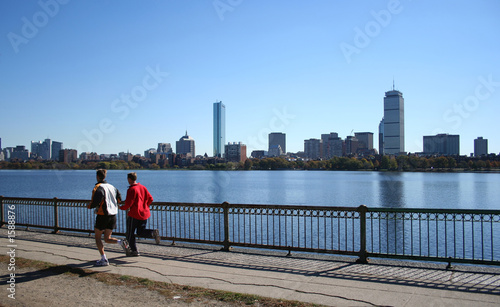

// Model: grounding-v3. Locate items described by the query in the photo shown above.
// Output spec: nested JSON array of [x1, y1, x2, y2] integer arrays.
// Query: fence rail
[[2, 196, 499, 266]]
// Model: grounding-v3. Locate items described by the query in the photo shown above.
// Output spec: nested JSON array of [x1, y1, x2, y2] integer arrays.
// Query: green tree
[[244, 159, 253, 170], [380, 156, 390, 170], [396, 155, 409, 171]]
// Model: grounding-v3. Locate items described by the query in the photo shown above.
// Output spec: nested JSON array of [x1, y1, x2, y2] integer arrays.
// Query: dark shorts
[[95, 215, 117, 231]]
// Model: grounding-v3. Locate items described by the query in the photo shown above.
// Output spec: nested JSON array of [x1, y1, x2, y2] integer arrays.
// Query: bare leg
[[103, 229, 118, 244], [94, 228, 105, 256]]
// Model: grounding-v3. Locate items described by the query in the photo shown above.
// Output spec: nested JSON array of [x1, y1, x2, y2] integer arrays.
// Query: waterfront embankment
[[1, 228, 499, 306]]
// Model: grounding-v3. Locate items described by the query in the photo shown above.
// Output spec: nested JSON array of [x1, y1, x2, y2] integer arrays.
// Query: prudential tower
[[383, 85, 404, 155]]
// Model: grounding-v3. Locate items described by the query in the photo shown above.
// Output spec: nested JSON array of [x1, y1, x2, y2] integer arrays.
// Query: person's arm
[[88, 185, 103, 209], [120, 187, 134, 210], [116, 188, 122, 204], [146, 187, 153, 206]]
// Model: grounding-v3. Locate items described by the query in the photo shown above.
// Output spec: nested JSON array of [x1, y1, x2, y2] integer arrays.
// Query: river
[[0, 170, 498, 209]]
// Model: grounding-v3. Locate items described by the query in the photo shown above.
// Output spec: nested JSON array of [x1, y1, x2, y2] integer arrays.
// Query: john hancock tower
[[213, 101, 226, 158]]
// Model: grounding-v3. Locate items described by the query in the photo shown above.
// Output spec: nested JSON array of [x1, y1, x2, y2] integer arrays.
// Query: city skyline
[[1, 131, 495, 161], [1, 2, 499, 156]]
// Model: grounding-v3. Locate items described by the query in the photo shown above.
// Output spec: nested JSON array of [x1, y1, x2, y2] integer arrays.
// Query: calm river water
[[0, 170, 498, 210]]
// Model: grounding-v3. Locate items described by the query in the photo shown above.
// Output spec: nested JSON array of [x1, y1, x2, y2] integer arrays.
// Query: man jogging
[[88, 169, 129, 266], [120, 172, 160, 256]]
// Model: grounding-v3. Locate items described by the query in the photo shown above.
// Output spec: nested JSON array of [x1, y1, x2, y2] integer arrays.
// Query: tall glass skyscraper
[[213, 101, 226, 157], [383, 89, 404, 154]]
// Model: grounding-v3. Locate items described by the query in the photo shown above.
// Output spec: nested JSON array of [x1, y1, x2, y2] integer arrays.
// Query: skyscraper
[[176, 131, 195, 157], [383, 87, 404, 154], [304, 138, 321, 159], [474, 137, 488, 157], [31, 139, 51, 160], [52, 141, 63, 161], [378, 118, 384, 155], [213, 101, 226, 158], [269, 132, 286, 157]]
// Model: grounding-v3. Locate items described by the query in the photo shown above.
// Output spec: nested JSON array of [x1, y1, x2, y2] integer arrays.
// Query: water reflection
[[376, 172, 406, 208]]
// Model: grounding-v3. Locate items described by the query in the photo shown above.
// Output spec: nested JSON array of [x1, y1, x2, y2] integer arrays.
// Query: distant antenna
[[392, 77, 395, 91]]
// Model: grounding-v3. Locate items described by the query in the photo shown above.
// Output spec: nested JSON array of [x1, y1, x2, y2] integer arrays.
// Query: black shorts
[[95, 215, 117, 231]]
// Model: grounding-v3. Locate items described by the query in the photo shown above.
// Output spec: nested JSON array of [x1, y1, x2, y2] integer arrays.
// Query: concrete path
[[1, 229, 500, 306]]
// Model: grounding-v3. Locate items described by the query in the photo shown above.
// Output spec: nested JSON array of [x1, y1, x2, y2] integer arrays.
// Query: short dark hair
[[96, 169, 107, 180], [127, 172, 137, 182]]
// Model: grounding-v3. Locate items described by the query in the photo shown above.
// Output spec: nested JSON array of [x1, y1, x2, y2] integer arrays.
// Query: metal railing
[[1, 196, 499, 266]]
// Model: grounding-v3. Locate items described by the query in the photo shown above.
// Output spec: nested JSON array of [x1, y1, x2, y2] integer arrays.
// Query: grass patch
[[0, 255, 324, 306]]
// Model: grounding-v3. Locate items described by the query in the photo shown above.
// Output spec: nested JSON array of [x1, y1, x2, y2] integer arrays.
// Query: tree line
[[1, 155, 499, 171]]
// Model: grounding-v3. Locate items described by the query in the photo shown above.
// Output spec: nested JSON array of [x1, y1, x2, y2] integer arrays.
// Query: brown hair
[[127, 172, 137, 182], [96, 169, 107, 181]]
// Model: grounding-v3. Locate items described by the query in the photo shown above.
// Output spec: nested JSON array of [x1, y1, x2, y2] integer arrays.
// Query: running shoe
[[119, 239, 131, 256], [95, 259, 109, 266], [153, 229, 161, 245]]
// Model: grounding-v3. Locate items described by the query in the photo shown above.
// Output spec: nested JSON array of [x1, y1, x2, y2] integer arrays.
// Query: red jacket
[[120, 183, 153, 220]]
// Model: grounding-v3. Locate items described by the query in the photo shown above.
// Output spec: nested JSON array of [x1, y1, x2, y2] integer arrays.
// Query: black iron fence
[[2, 196, 499, 266]]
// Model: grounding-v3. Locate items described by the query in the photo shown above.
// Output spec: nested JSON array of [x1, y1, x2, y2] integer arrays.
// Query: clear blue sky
[[1, 0, 499, 156]]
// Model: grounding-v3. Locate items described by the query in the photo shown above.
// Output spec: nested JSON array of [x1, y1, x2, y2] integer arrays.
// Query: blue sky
[[1, 0, 499, 156]]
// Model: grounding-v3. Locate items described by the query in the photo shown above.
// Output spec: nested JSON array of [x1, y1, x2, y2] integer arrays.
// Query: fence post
[[52, 197, 59, 234], [222, 202, 231, 251], [356, 205, 368, 264], [0, 196, 4, 227]]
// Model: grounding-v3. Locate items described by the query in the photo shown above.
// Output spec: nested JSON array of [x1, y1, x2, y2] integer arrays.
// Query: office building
[[31, 138, 51, 160], [304, 138, 321, 159], [225, 142, 247, 163], [268, 145, 284, 157], [423, 134, 460, 156], [157, 143, 173, 154], [11, 145, 29, 161], [213, 101, 226, 158], [321, 133, 341, 159], [269, 132, 286, 156], [176, 131, 195, 157], [251, 150, 267, 159], [355, 132, 373, 151], [383, 88, 404, 154], [52, 141, 63, 160], [378, 118, 384, 155], [345, 136, 359, 155], [474, 137, 488, 157]]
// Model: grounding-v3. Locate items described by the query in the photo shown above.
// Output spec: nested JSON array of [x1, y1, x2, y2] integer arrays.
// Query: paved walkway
[[1, 228, 500, 306]]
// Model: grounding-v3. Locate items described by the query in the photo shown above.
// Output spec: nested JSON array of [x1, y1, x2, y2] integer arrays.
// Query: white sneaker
[[95, 259, 109, 266]]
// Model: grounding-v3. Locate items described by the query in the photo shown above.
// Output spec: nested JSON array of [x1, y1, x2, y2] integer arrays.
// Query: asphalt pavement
[[1, 228, 500, 306]]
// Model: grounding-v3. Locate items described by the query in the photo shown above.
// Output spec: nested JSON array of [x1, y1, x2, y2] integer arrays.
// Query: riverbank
[[2, 154, 500, 172]]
